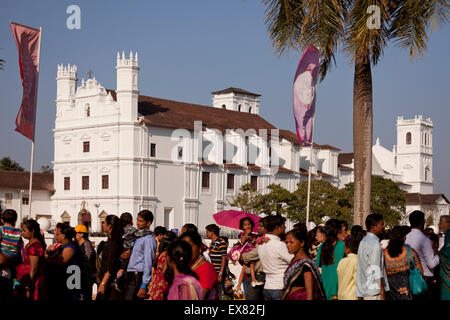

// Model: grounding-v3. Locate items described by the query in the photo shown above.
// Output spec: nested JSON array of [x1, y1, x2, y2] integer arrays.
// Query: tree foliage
[[345, 176, 406, 228], [0, 157, 24, 171], [288, 180, 353, 225], [40, 165, 53, 174], [231, 176, 406, 228]]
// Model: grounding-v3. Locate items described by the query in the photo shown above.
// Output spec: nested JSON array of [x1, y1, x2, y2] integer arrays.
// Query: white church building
[[3, 51, 447, 232]]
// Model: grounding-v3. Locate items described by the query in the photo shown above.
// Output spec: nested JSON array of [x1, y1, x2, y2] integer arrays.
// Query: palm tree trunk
[[353, 50, 373, 227]]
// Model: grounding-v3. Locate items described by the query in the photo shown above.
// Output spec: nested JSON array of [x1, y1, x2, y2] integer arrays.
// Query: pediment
[[403, 164, 413, 169], [80, 168, 91, 174], [80, 133, 91, 140]]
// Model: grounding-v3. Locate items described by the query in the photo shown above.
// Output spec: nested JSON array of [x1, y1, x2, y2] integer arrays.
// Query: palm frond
[[262, 0, 349, 81], [389, 0, 449, 60], [344, 0, 391, 65]]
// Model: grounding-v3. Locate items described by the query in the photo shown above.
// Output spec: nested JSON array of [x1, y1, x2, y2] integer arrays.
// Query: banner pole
[[28, 26, 42, 220], [305, 85, 317, 230]]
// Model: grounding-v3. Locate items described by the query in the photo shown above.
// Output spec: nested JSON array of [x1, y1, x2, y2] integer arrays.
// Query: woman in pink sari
[[16, 219, 46, 300], [165, 240, 204, 300]]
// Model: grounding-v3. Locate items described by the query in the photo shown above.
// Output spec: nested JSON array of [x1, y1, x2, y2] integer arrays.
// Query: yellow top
[[337, 253, 358, 300]]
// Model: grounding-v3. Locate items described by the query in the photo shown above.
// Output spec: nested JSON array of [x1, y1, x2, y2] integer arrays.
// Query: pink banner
[[293, 45, 319, 146], [10, 22, 41, 141]]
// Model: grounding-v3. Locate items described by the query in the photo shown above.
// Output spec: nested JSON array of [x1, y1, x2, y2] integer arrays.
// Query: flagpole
[[305, 113, 315, 229], [28, 26, 42, 220]]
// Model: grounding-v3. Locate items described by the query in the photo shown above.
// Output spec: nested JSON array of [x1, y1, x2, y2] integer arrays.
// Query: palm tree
[[262, 0, 449, 225]]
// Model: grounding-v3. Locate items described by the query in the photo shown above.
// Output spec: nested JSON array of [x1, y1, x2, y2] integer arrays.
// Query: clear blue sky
[[1, 0, 449, 196]]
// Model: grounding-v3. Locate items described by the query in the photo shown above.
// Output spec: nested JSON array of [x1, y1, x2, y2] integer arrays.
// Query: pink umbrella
[[213, 210, 261, 233]]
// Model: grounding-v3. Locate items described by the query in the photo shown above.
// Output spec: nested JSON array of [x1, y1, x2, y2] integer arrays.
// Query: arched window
[[249, 107, 252, 113], [238, 104, 241, 112], [406, 132, 411, 145], [425, 165, 430, 181], [222, 104, 226, 109], [425, 133, 428, 146]]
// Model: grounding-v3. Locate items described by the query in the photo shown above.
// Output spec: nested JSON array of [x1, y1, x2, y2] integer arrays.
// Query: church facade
[[46, 52, 448, 232]]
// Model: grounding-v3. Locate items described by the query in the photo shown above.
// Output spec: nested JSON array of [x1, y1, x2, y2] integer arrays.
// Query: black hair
[[287, 226, 309, 256], [351, 225, 363, 237], [182, 223, 198, 234], [154, 226, 168, 236], [158, 231, 177, 255], [56, 222, 76, 242], [205, 224, 220, 236], [400, 225, 411, 237], [306, 227, 318, 249], [263, 215, 286, 233], [239, 217, 255, 231], [220, 236, 229, 245], [365, 213, 384, 231], [180, 231, 203, 248], [340, 220, 348, 230], [138, 210, 154, 223], [164, 240, 199, 296], [120, 212, 133, 227], [105, 215, 123, 242], [293, 222, 307, 233], [2, 209, 17, 224], [344, 238, 360, 255], [316, 226, 326, 237], [426, 232, 439, 248], [319, 222, 340, 266], [409, 210, 425, 228], [23, 219, 46, 250], [387, 226, 405, 258]]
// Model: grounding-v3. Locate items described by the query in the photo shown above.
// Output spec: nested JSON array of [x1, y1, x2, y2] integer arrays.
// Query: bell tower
[[116, 51, 139, 122], [395, 115, 433, 193]]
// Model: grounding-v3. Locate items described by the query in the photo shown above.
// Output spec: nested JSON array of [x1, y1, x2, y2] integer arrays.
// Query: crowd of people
[[0, 207, 448, 301]]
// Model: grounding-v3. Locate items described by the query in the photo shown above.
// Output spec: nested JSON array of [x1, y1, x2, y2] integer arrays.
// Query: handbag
[[406, 246, 428, 295]]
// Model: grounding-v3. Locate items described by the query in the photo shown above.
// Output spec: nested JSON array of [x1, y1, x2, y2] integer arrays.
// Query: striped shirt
[[208, 237, 228, 273], [0, 226, 22, 258]]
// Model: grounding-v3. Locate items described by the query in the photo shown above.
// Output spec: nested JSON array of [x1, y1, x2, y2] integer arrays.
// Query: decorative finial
[[130, 51, 133, 59], [117, 52, 120, 60], [135, 52, 138, 62], [122, 51, 125, 59]]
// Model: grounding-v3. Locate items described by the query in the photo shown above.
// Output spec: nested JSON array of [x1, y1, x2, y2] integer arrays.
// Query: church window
[[227, 174, 235, 190], [82, 176, 89, 190], [406, 132, 411, 145], [249, 107, 252, 113], [64, 177, 70, 190], [178, 146, 183, 160], [238, 104, 241, 112], [222, 104, 226, 109], [425, 133, 428, 146], [5, 193, 12, 205], [83, 141, 90, 153], [250, 176, 258, 189], [202, 172, 210, 190], [102, 175, 109, 189], [85, 104, 90, 117], [22, 196, 29, 205], [150, 143, 156, 157]]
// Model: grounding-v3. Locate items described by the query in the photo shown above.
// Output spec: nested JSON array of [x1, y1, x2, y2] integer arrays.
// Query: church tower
[[116, 51, 139, 122], [395, 115, 433, 193], [56, 64, 77, 119]]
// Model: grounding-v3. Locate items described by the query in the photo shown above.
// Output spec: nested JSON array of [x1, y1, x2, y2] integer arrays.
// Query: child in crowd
[[336, 237, 360, 300], [0, 210, 22, 266], [0, 210, 23, 286], [111, 212, 152, 292]]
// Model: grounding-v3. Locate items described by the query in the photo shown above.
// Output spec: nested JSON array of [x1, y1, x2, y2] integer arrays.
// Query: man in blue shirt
[[356, 213, 390, 300], [124, 210, 157, 300]]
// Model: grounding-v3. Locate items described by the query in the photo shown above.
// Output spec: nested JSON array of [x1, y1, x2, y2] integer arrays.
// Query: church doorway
[[78, 208, 92, 232]]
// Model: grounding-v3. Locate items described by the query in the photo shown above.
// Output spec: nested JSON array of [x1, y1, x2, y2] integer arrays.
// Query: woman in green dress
[[315, 219, 345, 300], [439, 229, 450, 300]]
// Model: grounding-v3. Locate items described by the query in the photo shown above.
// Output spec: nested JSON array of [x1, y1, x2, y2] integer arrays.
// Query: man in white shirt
[[438, 215, 449, 251], [257, 215, 293, 300], [405, 210, 440, 299]]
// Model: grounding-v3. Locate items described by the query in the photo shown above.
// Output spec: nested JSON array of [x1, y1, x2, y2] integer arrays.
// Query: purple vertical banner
[[293, 45, 319, 146]]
